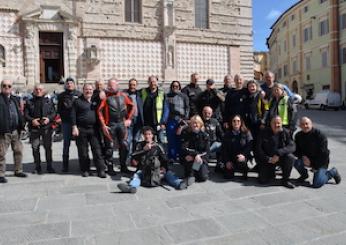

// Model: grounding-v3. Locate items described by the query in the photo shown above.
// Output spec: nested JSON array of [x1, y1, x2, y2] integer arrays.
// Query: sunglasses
[[2, 84, 12, 88]]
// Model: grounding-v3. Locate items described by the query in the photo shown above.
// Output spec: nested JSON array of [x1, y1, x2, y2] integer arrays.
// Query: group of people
[[0, 71, 341, 194]]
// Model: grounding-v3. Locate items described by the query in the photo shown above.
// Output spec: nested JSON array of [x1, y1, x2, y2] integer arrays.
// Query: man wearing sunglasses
[[0, 79, 27, 183]]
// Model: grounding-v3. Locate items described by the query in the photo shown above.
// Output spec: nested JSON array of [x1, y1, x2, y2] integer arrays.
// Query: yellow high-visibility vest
[[141, 88, 164, 123]]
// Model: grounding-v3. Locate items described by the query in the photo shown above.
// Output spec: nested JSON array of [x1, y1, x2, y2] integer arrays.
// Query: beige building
[[254, 51, 269, 80], [0, 0, 253, 90], [267, 0, 346, 100]]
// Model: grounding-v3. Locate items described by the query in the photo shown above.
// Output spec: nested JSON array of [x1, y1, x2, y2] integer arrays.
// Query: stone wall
[[0, 0, 253, 88]]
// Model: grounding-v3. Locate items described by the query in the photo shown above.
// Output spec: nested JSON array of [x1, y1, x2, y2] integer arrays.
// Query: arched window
[[195, 0, 209, 29], [0, 45, 5, 67]]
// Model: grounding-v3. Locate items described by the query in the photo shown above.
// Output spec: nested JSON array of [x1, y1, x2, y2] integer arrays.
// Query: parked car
[[305, 90, 342, 110]]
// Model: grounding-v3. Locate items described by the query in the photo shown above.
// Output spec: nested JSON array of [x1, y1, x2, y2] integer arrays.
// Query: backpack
[[141, 155, 161, 187]]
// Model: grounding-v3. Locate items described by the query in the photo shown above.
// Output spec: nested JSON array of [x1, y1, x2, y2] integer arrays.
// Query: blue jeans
[[294, 159, 337, 188], [129, 170, 182, 189], [210, 141, 222, 154], [62, 122, 72, 158], [166, 119, 181, 159], [126, 124, 141, 156]]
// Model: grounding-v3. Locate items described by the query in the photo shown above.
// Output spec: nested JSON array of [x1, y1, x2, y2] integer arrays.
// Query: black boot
[[33, 162, 42, 175], [120, 164, 131, 174], [47, 162, 56, 173], [62, 155, 69, 173], [106, 161, 116, 176]]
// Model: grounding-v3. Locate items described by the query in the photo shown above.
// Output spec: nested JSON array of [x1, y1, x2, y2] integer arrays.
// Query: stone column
[[163, 0, 177, 81], [23, 23, 38, 87], [67, 24, 79, 80]]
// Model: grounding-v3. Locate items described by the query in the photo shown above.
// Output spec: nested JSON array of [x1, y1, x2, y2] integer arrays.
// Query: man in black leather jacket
[[57, 77, 82, 172], [0, 79, 27, 183], [197, 79, 225, 121], [25, 84, 56, 174], [256, 116, 296, 189], [202, 106, 223, 160], [294, 117, 341, 188]]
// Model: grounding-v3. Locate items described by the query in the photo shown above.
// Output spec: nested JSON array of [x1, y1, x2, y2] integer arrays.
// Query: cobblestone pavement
[[0, 109, 345, 245]]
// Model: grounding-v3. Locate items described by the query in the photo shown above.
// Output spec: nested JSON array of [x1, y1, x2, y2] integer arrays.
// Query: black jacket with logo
[[57, 89, 82, 123]]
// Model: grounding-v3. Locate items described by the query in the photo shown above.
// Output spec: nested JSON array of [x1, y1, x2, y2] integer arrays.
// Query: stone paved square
[[0, 110, 345, 245]]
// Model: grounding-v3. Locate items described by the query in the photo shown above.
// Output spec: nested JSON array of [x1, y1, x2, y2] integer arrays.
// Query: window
[[195, 0, 209, 29], [341, 47, 346, 64], [282, 21, 287, 28], [291, 14, 295, 21], [320, 0, 327, 3], [304, 6, 309, 13], [305, 54, 311, 70], [340, 13, 346, 29], [125, 0, 141, 23], [304, 26, 313, 42], [283, 64, 289, 76], [292, 34, 296, 47], [319, 19, 329, 36], [284, 40, 287, 52], [292, 59, 298, 73], [0, 45, 4, 62], [278, 68, 282, 79], [321, 49, 328, 67], [278, 44, 281, 56]]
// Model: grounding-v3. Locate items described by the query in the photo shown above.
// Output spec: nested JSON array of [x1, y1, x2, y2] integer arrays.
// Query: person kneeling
[[221, 115, 253, 179], [117, 126, 186, 193], [294, 117, 341, 188], [256, 116, 296, 189], [180, 115, 210, 185]]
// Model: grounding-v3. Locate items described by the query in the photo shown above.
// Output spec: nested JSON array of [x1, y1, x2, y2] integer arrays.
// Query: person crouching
[[117, 126, 187, 193]]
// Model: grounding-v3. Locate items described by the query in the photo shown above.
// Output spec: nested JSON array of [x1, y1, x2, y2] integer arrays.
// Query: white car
[[305, 90, 342, 110]]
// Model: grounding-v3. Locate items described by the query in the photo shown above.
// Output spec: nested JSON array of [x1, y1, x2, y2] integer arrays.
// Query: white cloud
[[266, 9, 282, 20]]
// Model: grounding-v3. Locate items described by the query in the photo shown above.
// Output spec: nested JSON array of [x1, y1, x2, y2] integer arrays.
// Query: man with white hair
[[0, 79, 27, 183], [294, 117, 341, 188], [223, 74, 248, 127], [25, 84, 56, 174]]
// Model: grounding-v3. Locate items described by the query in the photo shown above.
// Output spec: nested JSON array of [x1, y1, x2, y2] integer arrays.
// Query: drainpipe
[[330, 0, 341, 93]]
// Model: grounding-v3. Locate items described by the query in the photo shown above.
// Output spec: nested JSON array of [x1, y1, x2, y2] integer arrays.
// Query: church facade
[[0, 0, 253, 89]]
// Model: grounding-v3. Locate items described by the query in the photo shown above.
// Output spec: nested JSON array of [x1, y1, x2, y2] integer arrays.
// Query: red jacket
[[97, 91, 135, 128]]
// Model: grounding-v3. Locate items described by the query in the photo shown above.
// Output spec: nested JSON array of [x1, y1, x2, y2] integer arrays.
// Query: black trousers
[[223, 160, 248, 179], [258, 154, 295, 184], [76, 127, 105, 173], [104, 122, 128, 168], [30, 128, 53, 168], [182, 158, 209, 182]]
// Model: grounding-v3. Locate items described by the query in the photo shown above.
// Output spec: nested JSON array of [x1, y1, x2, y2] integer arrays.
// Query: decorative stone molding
[[21, 5, 80, 86], [163, 0, 177, 81]]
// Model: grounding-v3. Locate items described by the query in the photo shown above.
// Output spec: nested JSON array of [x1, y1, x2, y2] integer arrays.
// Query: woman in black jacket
[[180, 115, 210, 185], [221, 115, 253, 179]]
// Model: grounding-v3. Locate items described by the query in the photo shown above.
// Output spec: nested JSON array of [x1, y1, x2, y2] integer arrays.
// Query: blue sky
[[253, 0, 300, 51]]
